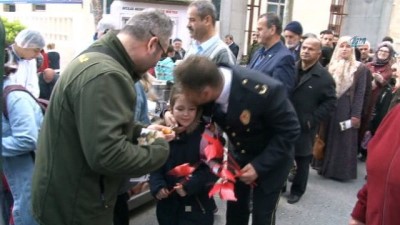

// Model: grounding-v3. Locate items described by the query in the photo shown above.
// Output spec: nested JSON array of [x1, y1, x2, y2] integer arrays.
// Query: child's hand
[[155, 188, 170, 200], [174, 183, 187, 197]]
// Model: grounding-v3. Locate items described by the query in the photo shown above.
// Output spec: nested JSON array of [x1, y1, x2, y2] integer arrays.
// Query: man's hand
[[147, 124, 176, 141], [239, 163, 258, 185], [348, 217, 364, 225], [164, 111, 178, 128]]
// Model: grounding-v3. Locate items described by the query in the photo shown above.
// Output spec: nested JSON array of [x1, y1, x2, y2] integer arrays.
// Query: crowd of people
[[1, 0, 400, 225]]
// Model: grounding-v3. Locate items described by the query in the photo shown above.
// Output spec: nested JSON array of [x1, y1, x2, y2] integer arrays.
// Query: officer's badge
[[240, 110, 251, 125]]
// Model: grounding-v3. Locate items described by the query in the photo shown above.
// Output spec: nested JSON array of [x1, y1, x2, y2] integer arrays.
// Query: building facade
[[1, 0, 398, 69]]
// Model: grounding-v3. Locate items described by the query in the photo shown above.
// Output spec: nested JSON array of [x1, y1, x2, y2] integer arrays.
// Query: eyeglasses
[[149, 30, 166, 55], [378, 49, 390, 53]]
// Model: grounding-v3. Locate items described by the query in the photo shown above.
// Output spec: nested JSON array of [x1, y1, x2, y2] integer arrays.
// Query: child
[[149, 86, 217, 225]]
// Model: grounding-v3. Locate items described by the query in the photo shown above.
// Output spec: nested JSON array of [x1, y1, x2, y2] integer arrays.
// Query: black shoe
[[287, 194, 301, 204]]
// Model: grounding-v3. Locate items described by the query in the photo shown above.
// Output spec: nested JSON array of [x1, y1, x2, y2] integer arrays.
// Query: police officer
[[171, 56, 300, 225]]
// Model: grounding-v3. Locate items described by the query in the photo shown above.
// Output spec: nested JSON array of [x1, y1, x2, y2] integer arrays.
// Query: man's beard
[[286, 42, 299, 49]]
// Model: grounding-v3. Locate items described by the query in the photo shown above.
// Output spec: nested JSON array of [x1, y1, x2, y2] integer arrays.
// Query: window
[[4, 4, 16, 12], [267, 0, 285, 20], [33, 4, 46, 11]]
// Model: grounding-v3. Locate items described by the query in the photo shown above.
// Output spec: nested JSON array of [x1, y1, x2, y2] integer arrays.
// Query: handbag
[[312, 123, 326, 160], [312, 135, 325, 160]]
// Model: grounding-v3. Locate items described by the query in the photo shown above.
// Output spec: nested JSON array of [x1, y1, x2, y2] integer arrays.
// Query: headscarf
[[372, 42, 395, 67], [328, 36, 361, 98]]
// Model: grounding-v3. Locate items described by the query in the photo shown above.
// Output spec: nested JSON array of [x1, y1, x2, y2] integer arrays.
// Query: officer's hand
[[155, 188, 170, 200], [239, 164, 258, 185], [164, 111, 178, 128], [348, 217, 364, 225]]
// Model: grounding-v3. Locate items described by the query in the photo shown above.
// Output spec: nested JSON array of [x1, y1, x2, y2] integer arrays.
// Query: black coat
[[149, 123, 217, 225], [38, 73, 60, 100], [229, 42, 239, 59], [213, 65, 300, 193], [291, 61, 337, 156]]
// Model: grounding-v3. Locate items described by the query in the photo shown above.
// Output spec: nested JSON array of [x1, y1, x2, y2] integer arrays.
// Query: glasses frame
[[149, 30, 166, 55], [378, 49, 390, 54]]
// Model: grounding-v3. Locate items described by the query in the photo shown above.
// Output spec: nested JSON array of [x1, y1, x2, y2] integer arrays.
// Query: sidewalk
[[130, 161, 366, 225]]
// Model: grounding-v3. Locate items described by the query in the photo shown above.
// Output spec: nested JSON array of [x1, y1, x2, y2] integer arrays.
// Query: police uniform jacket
[[213, 65, 300, 193]]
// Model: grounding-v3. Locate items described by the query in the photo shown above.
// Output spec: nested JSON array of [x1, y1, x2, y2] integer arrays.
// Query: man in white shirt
[[185, 0, 235, 65]]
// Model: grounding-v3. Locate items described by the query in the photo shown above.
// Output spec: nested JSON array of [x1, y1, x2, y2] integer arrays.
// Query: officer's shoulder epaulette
[[240, 77, 269, 97]]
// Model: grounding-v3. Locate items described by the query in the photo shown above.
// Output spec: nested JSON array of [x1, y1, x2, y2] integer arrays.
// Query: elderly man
[[95, 15, 117, 40], [248, 13, 296, 95], [185, 0, 235, 65], [287, 37, 337, 204], [284, 21, 303, 61], [31, 9, 175, 225], [174, 55, 300, 225], [171, 38, 186, 62]]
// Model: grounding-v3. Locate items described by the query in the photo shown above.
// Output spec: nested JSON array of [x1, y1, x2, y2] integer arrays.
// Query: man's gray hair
[[120, 8, 173, 43], [189, 0, 217, 26]]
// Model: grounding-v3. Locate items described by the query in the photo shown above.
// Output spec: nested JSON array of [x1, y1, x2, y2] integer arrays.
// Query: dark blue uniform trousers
[[226, 180, 281, 225]]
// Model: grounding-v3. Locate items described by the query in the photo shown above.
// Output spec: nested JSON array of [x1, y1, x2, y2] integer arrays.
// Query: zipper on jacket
[[99, 175, 109, 208], [195, 196, 206, 214]]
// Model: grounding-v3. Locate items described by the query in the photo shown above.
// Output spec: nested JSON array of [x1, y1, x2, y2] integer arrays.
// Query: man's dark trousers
[[226, 180, 281, 225], [290, 155, 313, 196]]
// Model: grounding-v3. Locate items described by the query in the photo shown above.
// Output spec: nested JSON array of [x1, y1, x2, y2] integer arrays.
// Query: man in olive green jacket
[[32, 9, 174, 225]]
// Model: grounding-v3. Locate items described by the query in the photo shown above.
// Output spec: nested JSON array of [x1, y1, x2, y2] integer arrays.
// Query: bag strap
[[2, 84, 46, 120]]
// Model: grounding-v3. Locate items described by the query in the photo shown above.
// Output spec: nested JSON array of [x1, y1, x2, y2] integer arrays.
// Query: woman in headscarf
[[364, 43, 395, 132], [320, 36, 369, 181]]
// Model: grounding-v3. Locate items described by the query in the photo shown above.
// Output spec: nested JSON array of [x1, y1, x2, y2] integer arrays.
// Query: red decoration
[[210, 164, 236, 182], [203, 133, 224, 161], [167, 127, 256, 202], [208, 180, 237, 201], [167, 163, 196, 177]]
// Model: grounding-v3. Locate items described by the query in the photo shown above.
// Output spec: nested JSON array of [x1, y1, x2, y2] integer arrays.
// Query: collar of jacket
[[296, 60, 323, 77], [97, 32, 141, 82]]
